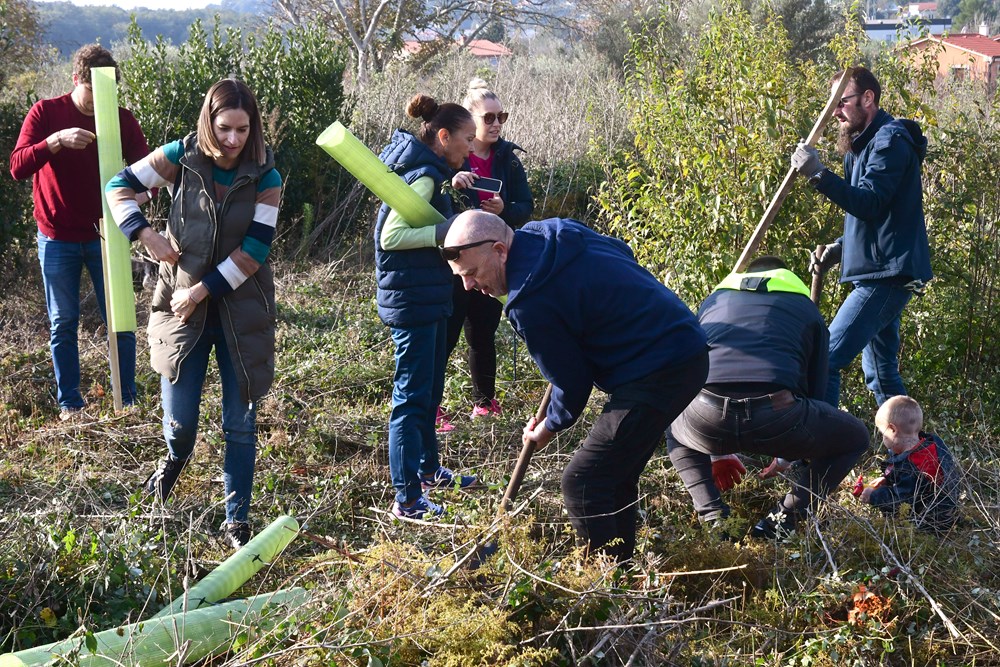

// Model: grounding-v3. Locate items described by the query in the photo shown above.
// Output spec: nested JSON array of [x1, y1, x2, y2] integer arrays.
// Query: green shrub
[[117, 17, 349, 253]]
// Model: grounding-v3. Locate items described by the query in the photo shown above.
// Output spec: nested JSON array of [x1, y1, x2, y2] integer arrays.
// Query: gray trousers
[[666, 388, 869, 521]]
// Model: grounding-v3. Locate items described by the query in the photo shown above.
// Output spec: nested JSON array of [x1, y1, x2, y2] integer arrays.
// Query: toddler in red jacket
[[856, 396, 960, 531]]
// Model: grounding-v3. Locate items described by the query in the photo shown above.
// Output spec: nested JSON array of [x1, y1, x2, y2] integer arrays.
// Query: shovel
[[734, 68, 855, 273], [426, 384, 553, 580]]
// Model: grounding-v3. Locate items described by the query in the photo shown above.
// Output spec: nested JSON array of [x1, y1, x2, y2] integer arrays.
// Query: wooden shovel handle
[[810, 244, 826, 306], [734, 68, 855, 273], [498, 383, 552, 515]]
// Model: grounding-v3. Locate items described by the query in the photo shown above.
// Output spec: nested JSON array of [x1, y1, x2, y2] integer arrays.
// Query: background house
[[905, 30, 1000, 88]]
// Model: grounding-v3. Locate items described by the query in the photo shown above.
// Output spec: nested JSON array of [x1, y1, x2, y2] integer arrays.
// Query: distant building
[[903, 32, 1000, 89], [865, 17, 952, 42], [906, 2, 938, 18], [401, 37, 512, 67]]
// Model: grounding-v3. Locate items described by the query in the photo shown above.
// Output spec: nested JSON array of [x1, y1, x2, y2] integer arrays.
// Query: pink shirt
[[468, 150, 495, 205], [9, 93, 151, 242]]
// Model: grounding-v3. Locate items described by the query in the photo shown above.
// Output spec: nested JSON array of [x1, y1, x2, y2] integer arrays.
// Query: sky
[[34, 0, 218, 9]]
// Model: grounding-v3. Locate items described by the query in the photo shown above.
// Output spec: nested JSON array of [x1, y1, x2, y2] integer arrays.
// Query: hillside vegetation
[[2, 1, 1000, 664]]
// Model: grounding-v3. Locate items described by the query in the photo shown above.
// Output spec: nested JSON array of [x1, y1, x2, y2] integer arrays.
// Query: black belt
[[696, 388, 795, 417]]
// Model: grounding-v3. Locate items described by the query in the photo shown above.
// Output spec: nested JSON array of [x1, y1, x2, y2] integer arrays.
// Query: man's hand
[[522, 415, 554, 451], [791, 142, 825, 178], [138, 227, 179, 265], [808, 242, 841, 275], [711, 454, 746, 491], [758, 457, 792, 479], [47, 128, 96, 153]]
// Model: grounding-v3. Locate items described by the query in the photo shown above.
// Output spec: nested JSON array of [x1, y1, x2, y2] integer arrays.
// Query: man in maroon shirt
[[9, 44, 152, 419]]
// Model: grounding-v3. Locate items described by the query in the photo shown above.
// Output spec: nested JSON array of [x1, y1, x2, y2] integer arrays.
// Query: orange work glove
[[710, 454, 747, 491]]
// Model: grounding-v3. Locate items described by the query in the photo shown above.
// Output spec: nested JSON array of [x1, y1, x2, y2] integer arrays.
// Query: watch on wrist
[[808, 169, 825, 186]]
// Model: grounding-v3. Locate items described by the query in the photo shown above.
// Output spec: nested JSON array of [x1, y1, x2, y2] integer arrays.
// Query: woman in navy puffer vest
[[375, 94, 481, 519]]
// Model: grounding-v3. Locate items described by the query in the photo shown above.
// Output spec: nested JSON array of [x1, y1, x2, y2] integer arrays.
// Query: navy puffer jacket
[[374, 129, 455, 327]]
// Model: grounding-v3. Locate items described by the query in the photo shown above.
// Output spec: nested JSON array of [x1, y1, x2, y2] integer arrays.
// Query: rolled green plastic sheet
[[0, 587, 309, 667], [92, 66, 136, 332], [316, 121, 445, 228], [155, 514, 299, 617]]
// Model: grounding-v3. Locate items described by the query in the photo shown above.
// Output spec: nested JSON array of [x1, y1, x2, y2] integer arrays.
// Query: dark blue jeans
[[826, 279, 913, 407], [36, 232, 137, 409], [389, 320, 447, 504], [667, 389, 869, 521], [561, 349, 709, 563], [160, 322, 256, 524]]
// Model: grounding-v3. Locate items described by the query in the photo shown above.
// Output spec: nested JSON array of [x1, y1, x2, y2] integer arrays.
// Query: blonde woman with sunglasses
[[437, 78, 534, 429]]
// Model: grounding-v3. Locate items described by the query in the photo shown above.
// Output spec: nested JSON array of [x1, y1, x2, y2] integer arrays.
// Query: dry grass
[[2, 248, 1000, 665]]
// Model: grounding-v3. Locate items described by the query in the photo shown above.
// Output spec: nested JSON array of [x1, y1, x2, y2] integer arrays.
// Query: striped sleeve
[[201, 168, 283, 299], [106, 140, 183, 241]]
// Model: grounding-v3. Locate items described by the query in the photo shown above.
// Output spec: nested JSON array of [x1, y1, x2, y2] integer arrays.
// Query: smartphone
[[469, 177, 502, 194]]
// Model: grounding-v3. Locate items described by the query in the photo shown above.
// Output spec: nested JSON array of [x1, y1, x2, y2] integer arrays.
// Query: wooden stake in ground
[[734, 68, 855, 273]]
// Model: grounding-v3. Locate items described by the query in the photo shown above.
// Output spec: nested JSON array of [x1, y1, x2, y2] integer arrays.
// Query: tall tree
[[271, 0, 573, 86], [0, 0, 44, 92]]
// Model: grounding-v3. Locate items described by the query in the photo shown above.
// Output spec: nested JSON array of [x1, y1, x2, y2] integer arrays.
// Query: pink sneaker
[[471, 399, 502, 419], [435, 406, 455, 433]]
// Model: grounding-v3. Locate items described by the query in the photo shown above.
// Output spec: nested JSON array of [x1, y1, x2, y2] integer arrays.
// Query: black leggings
[[446, 276, 503, 406]]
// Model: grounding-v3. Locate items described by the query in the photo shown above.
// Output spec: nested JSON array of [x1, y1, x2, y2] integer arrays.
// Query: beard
[[836, 124, 854, 156]]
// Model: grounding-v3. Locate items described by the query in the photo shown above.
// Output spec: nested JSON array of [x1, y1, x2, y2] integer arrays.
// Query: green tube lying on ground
[[155, 514, 300, 617], [316, 121, 445, 228], [0, 587, 309, 667], [92, 66, 136, 333]]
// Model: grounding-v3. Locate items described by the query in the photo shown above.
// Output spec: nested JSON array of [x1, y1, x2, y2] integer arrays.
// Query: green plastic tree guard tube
[[92, 66, 136, 333], [0, 587, 309, 667], [155, 514, 299, 618], [315, 121, 445, 228]]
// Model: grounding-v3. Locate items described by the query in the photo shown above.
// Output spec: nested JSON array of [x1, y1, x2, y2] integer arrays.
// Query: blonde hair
[[876, 396, 923, 435], [462, 77, 500, 112]]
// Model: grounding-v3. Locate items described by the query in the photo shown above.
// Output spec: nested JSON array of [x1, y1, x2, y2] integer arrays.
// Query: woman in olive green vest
[[106, 79, 282, 549]]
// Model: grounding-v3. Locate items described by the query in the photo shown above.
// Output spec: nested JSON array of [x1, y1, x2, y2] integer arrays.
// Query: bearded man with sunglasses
[[442, 211, 709, 563], [791, 66, 932, 409]]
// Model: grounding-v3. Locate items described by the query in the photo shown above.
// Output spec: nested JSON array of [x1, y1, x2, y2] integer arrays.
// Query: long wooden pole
[[733, 68, 855, 273], [498, 383, 552, 515]]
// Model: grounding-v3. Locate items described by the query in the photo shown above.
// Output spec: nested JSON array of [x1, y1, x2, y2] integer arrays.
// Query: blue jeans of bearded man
[[160, 321, 257, 524], [389, 320, 447, 504], [826, 279, 913, 407], [37, 232, 137, 410]]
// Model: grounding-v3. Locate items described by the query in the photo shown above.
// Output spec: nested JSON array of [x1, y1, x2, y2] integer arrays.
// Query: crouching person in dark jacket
[[443, 211, 709, 563], [666, 256, 869, 540]]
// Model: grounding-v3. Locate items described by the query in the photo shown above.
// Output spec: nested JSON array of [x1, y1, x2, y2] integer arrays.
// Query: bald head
[[445, 210, 513, 247], [443, 210, 513, 298]]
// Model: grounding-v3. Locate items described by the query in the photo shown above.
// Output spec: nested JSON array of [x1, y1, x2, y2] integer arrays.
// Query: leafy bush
[[117, 17, 349, 252], [0, 97, 36, 269]]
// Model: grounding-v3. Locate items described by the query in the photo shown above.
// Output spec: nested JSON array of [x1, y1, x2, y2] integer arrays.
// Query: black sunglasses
[[439, 238, 498, 261], [837, 93, 862, 108], [474, 111, 509, 125]]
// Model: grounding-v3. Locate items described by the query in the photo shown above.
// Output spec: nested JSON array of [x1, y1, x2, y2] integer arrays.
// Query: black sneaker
[[144, 457, 188, 501], [225, 521, 252, 549], [749, 506, 800, 540]]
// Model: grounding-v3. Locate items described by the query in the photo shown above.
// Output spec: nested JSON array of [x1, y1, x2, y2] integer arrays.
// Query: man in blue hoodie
[[791, 67, 932, 408], [443, 211, 709, 563]]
